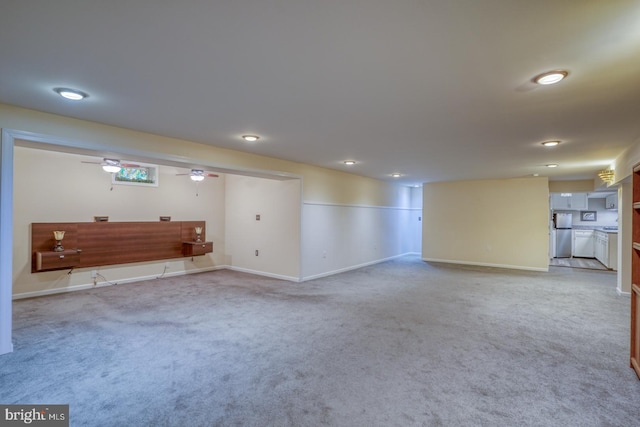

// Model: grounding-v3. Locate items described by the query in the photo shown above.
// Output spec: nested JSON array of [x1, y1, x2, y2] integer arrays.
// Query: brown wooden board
[[632, 164, 640, 379], [31, 221, 206, 272]]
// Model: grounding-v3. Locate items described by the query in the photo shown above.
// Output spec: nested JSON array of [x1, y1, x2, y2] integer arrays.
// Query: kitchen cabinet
[[571, 193, 588, 210], [594, 231, 609, 267], [551, 193, 587, 210], [572, 230, 594, 258], [605, 193, 618, 210], [551, 194, 571, 209]]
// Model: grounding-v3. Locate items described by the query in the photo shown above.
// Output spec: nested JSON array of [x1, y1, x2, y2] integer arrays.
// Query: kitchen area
[[550, 192, 618, 270]]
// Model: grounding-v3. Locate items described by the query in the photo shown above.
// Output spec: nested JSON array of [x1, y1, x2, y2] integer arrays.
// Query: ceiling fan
[[176, 169, 219, 182], [81, 158, 139, 173]]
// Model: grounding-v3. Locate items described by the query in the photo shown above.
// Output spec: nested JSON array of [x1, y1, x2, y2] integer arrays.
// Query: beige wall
[[422, 177, 549, 271], [1, 104, 403, 207], [13, 147, 226, 296], [548, 180, 596, 193]]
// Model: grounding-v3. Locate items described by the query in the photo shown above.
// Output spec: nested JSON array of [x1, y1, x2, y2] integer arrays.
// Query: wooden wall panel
[[31, 220, 206, 272]]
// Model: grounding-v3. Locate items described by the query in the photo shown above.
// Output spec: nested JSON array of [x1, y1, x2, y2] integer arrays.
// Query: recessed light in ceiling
[[541, 140, 560, 147], [546, 164, 559, 168], [343, 160, 356, 165], [242, 135, 259, 142], [533, 70, 568, 85], [391, 173, 402, 178], [53, 87, 88, 100]]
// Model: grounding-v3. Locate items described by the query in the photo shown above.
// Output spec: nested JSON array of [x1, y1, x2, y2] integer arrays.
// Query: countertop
[[571, 226, 618, 233]]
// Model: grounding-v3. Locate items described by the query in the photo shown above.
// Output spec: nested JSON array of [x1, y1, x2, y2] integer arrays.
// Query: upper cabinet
[[606, 193, 618, 210], [551, 193, 588, 210]]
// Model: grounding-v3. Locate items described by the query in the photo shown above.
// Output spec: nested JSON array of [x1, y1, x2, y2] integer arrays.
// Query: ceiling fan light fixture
[[533, 70, 568, 85], [53, 87, 88, 100], [102, 164, 121, 173], [190, 169, 206, 181], [242, 135, 259, 142]]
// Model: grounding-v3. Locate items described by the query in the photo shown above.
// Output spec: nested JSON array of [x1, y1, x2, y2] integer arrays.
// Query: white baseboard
[[225, 266, 300, 282], [13, 253, 423, 299], [302, 252, 419, 281], [12, 266, 226, 300], [421, 257, 549, 272], [616, 287, 631, 297]]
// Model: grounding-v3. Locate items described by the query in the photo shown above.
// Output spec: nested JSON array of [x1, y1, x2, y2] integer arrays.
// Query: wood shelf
[[182, 241, 213, 257], [31, 221, 211, 272], [35, 250, 81, 272], [632, 163, 640, 379]]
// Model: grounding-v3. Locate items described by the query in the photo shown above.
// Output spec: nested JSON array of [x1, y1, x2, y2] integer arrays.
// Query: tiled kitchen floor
[[549, 257, 610, 271]]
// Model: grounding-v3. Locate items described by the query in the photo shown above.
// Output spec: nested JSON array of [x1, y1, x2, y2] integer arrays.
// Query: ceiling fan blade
[[120, 163, 140, 168], [205, 173, 219, 178], [81, 160, 103, 165]]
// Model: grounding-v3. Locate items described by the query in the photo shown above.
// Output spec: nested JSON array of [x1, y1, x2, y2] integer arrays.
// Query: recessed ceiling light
[[391, 173, 402, 178], [541, 140, 560, 147], [533, 174, 539, 177], [53, 87, 88, 100], [343, 160, 356, 165], [533, 70, 568, 85], [242, 135, 259, 142], [546, 164, 558, 168]]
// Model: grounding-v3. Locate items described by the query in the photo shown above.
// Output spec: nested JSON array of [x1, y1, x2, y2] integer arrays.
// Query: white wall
[[422, 177, 549, 271], [13, 146, 226, 297], [301, 201, 421, 280], [224, 175, 301, 280], [618, 182, 632, 294]]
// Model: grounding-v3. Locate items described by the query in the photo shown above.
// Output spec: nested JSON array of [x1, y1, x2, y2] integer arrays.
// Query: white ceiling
[[1, 0, 640, 186]]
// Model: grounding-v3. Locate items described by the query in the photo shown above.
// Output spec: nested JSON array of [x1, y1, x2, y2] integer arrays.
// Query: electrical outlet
[[91, 270, 97, 278], [255, 249, 259, 256]]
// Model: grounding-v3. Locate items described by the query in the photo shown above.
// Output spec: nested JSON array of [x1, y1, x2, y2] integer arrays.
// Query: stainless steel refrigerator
[[553, 212, 572, 258]]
